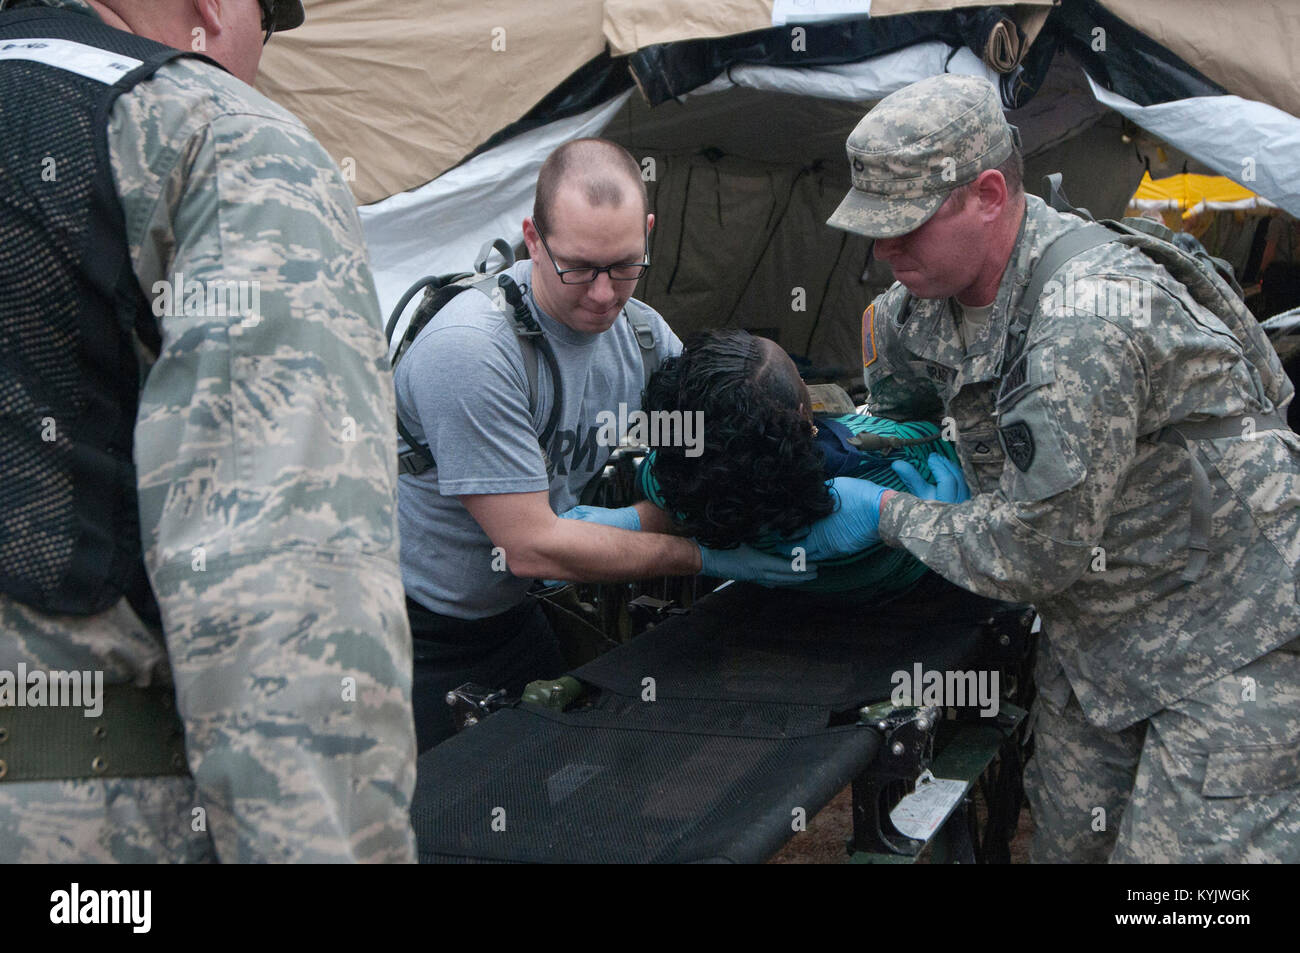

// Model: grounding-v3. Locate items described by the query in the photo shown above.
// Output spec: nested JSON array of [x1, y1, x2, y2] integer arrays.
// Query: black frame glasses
[[534, 220, 650, 284], [258, 0, 276, 45]]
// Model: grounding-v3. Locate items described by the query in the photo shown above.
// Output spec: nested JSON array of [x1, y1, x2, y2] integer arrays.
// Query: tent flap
[[627, 7, 1041, 107], [1098, 0, 1300, 121], [1088, 78, 1300, 219], [603, 0, 1054, 57]]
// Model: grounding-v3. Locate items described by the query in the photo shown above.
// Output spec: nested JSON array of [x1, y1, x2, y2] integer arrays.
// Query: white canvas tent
[[255, 0, 1300, 371]]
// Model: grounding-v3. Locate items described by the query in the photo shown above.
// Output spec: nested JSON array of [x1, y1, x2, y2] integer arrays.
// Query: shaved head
[[533, 138, 648, 233], [80, 0, 268, 84]]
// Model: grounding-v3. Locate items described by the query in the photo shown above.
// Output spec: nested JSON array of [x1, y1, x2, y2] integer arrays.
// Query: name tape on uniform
[[0, 38, 141, 84]]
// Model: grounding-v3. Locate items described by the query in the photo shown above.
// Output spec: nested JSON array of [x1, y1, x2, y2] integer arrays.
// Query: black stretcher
[[411, 575, 1033, 864]]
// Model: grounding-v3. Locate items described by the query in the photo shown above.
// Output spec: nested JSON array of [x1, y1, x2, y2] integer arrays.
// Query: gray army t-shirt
[[395, 260, 681, 619]]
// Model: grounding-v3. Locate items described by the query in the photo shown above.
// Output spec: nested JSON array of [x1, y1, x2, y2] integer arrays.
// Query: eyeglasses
[[534, 220, 650, 284], [258, 0, 276, 45]]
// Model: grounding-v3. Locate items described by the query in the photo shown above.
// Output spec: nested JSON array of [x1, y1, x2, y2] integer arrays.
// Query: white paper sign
[[889, 770, 967, 841], [772, 0, 873, 27]]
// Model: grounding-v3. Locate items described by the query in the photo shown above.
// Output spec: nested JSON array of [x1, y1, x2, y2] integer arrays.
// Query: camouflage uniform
[[834, 75, 1300, 862], [0, 0, 416, 862]]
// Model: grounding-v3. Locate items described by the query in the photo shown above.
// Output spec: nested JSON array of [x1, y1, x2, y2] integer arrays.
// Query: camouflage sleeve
[[878, 283, 1148, 604], [116, 67, 416, 862], [861, 286, 944, 423]]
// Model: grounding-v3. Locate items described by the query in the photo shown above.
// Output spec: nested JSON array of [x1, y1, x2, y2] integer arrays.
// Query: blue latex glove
[[698, 542, 818, 586], [891, 453, 971, 503], [558, 504, 641, 532], [796, 477, 889, 561]]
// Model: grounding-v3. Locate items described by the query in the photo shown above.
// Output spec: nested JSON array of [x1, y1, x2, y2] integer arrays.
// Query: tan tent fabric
[[256, 0, 606, 204], [260, 0, 1058, 204], [603, 0, 772, 56], [257, 0, 1296, 211], [1099, 0, 1300, 120], [603, 0, 1055, 56]]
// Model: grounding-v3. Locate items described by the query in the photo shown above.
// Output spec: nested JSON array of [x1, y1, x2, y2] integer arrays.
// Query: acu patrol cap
[[827, 74, 1018, 239], [267, 0, 306, 33]]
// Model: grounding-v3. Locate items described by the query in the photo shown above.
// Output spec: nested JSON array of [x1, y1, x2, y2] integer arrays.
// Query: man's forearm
[[633, 500, 678, 535], [509, 520, 701, 581]]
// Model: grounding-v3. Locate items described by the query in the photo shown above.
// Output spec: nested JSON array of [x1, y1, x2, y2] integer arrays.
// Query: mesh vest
[[0, 7, 212, 620]]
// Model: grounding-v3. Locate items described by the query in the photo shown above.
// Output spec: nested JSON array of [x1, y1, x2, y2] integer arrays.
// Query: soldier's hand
[[697, 542, 818, 586], [795, 477, 890, 561], [891, 453, 970, 503]]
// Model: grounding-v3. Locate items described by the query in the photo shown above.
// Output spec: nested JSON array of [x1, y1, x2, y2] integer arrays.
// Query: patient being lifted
[[634, 329, 962, 599]]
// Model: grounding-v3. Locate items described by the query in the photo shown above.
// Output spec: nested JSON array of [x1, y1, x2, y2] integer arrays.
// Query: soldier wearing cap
[[0, 0, 417, 862], [805, 74, 1300, 862]]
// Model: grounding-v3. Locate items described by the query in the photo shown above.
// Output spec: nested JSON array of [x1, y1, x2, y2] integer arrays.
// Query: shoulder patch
[[999, 421, 1036, 472], [862, 303, 877, 368]]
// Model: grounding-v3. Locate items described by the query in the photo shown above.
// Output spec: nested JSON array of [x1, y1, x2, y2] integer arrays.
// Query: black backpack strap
[[396, 415, 435, 475], [474, 238, 515, 276], [485, 275, 541, 423], [624, 298, 659, 394], [1001, 222, 1118, 377], [1012, 176, 1288, 584], [1154, 412, 1286, 583], [1043, 172, 1094, 221], [495, 276, 562, 477], [399, 273, 563, 479], [1008, 174, 1117, 371]]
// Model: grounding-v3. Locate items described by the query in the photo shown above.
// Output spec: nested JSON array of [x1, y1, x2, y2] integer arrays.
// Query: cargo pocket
[[996, 394, 1087, 503], [1202, 743, 1300, 797], [1205, 427, 1300, 575], [995, 347, 1087, 503]]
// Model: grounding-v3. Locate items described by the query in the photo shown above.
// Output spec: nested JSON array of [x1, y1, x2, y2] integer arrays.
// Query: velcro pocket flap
[[1203, 743, 1300, 797]]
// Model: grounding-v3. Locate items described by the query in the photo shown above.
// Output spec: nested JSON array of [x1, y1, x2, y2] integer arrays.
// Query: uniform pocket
[[1202, 743, 1300, 797], [1205, 428, 1300, 572], [997, 388, 1087, 502]]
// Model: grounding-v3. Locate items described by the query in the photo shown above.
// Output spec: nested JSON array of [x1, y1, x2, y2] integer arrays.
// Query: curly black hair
[[643, 329, 835, 549]]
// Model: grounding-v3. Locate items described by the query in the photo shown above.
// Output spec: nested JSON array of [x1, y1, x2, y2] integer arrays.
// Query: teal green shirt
[[639, 414, 958, 596]]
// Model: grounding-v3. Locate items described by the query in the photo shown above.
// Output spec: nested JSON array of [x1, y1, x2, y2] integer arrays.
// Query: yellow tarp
[[1129, 172, 1274, 219]]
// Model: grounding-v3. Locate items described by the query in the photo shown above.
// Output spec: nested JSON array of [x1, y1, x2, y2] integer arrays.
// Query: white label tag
[[0, 38, 141, 84], [889, 770, 967, 841], [772, 0, 872, 27]]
